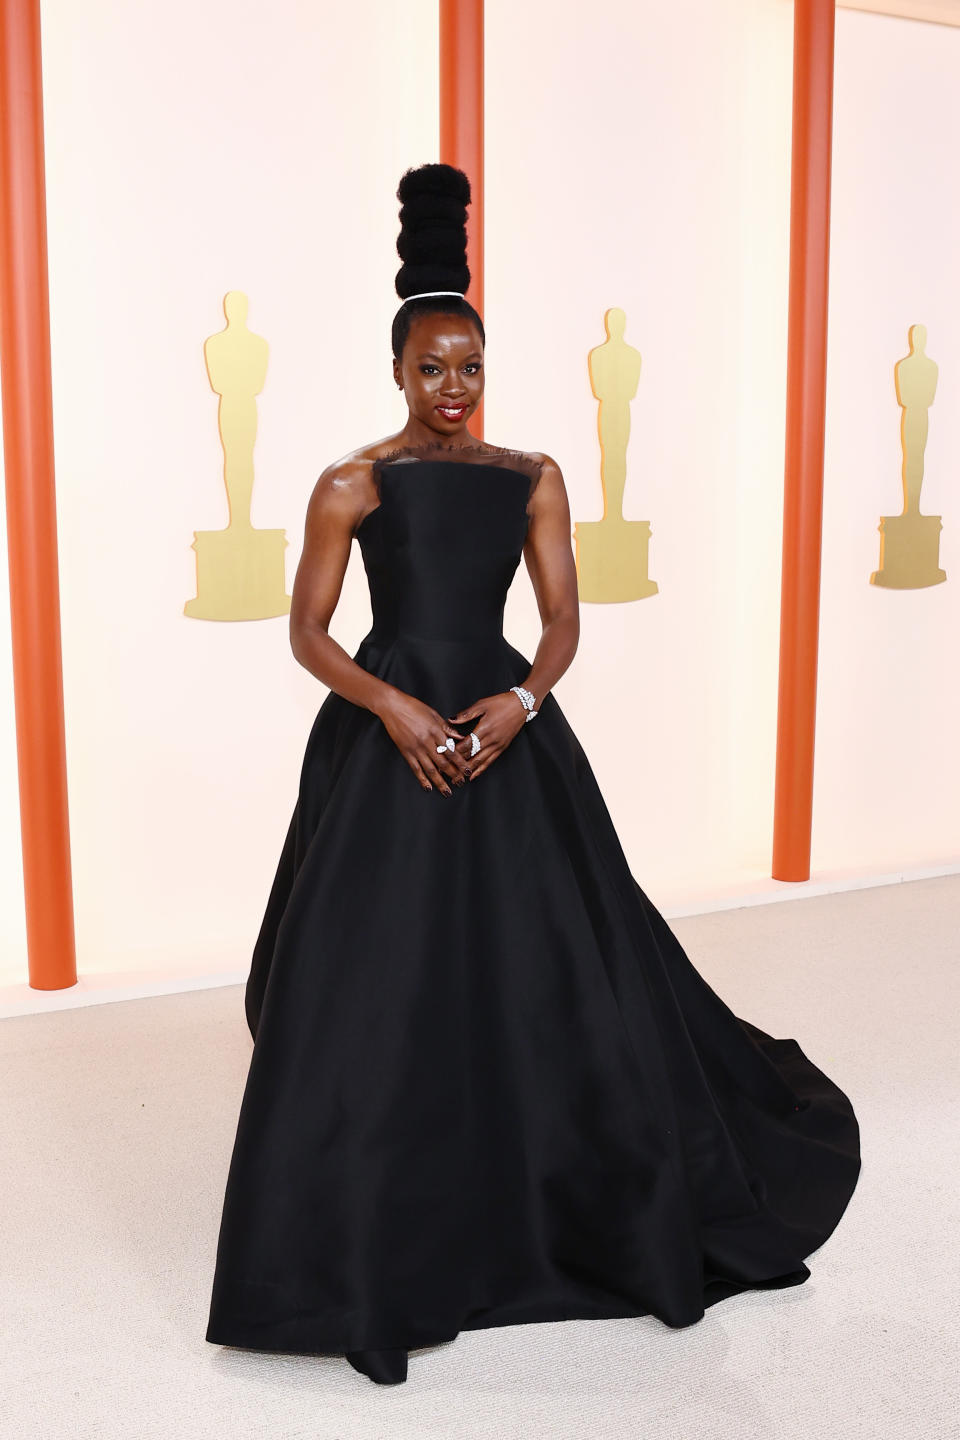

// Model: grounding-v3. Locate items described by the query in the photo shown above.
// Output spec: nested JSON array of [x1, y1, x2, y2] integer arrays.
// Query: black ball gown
[[205, 442, 861, 1382]]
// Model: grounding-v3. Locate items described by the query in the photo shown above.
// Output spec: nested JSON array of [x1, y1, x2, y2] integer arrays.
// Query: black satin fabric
[[205, 457, 861, 1356]]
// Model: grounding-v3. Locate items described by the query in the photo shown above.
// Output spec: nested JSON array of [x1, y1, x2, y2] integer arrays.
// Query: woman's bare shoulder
[[320, 436, 411, 474], [523, 449, 563, 475], [307, 439, 395, 505], [521, 451, 569, 529]]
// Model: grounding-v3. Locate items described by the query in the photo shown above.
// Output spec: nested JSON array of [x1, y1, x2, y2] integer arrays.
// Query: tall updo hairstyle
[[390, 162, 486, 362]]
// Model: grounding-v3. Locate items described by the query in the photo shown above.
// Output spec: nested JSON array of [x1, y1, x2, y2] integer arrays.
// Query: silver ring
[[469, 731, 481, 757], [436, 737, 455, 754]]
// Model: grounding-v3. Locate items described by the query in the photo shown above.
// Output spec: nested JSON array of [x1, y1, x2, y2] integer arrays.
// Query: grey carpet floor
[[1, 874, 956, 1439]]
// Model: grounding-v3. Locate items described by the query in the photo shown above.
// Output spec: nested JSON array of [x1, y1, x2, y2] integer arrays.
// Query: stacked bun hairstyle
[[390, 162, 486, 361]]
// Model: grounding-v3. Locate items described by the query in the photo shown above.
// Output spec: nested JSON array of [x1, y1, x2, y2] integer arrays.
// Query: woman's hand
[[376, 689, 472, 796], [446, 691, 529, 781]]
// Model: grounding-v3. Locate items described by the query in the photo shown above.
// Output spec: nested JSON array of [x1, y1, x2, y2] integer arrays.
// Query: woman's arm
[[517, 453, 581, 707], [289, 458, 397, 716]]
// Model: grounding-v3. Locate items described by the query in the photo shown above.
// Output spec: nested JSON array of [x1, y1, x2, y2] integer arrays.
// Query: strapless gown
[[205, 443, 861, 1373]]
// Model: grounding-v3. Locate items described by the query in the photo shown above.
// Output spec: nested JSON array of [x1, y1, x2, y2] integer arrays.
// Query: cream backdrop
[[487, 0, 796, 897], [0, 436, 23, 977], [818, 8, 960, 867], [0, 0, 957, 991], [487, 0, 960, 893]]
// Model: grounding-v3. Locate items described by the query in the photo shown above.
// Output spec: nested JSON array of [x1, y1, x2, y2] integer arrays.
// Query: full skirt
[[205, 632, 861, 1354]]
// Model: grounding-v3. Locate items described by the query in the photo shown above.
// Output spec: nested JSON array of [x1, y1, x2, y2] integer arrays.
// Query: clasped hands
[[377, 687, 529, 795]]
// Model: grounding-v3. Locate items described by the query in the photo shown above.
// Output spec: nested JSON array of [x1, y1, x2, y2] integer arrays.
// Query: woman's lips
[[436, 404, 468, 420]]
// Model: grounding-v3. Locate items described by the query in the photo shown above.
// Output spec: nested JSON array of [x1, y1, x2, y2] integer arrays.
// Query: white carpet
[[1, 874, 956, 1439]]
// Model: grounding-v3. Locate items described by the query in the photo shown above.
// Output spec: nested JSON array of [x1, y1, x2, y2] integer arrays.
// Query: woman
[[205, 164, 861, 1386]]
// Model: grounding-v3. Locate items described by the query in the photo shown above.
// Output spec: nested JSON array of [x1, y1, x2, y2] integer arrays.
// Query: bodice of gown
[[355, 443, 544, 646]]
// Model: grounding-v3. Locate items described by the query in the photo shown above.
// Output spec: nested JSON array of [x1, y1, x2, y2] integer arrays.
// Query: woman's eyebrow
[[416, 350, 482, 360]]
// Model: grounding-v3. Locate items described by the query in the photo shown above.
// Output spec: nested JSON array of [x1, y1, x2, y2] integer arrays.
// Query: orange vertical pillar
[[772, 0, 836, 882], [439, 0, 484, 439], [0, 0, 78, 987]]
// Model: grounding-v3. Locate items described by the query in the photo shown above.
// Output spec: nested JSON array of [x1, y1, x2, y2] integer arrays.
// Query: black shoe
[[345, 1348, 408, 1385]]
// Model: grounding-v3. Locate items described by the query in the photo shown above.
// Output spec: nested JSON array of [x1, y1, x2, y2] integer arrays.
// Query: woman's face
[[393, 312, 484, 436]]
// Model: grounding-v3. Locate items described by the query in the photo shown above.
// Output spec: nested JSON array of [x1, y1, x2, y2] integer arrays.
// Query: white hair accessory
[[400, 290, 466, 303]]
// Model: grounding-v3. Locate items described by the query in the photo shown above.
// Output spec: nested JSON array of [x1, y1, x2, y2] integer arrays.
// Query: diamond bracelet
[[510, 684, 539, 723]]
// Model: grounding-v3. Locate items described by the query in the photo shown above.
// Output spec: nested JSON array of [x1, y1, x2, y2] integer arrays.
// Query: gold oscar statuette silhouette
[[574, 307, 658, 602], [184, 291, 292, 620], [870, 323, 945, 589]]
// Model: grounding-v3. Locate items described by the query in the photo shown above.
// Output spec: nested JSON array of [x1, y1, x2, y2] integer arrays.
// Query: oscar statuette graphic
[[574, 307, 658, 602], [184, 291, 292, 620], [870, 323, 945, 589]]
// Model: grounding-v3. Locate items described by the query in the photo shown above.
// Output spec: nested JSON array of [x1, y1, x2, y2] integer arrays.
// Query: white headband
[[400, 290, 465, 303]]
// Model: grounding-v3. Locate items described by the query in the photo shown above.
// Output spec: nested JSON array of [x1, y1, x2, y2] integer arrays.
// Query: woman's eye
[[419, 364, 480, 375]]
